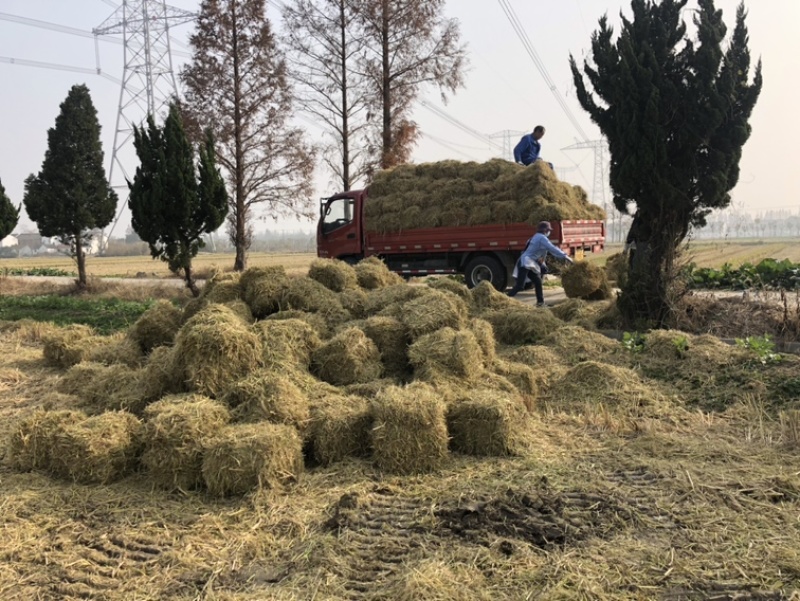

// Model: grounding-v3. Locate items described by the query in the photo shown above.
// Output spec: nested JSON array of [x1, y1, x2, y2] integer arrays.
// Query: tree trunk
[[380, 0, 391, 169], [618, 222, 678, 328], [232, 5, 248, 273], [339, 0, 350, 191], [184, 262, 200, 297], [75, 232, 87, 289]]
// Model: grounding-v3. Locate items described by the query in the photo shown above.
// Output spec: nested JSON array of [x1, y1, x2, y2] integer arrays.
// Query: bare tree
[[283, 0, 371, 192], [354, 0, 467, 170], [181, 0, 316, 271]]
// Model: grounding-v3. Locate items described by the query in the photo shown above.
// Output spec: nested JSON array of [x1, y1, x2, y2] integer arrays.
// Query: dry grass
[[2, 257, 800, 599]]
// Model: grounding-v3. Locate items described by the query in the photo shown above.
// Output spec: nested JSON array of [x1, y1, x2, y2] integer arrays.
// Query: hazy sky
[[1, 0, 796, 237]]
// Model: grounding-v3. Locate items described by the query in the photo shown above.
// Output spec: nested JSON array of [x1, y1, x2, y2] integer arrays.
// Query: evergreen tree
[[23, 84, 117, 288], [181, 0, 315, 272], [0, 177, 20, 241], [571, 0, 761, 326], [128, 102, 228, 296]]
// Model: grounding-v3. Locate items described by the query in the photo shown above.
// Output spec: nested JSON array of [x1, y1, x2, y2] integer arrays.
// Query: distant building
[[16, 232, 43, 254]]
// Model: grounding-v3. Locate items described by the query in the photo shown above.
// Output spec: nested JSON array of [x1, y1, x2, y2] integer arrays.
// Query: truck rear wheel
[[464, 256, 507, 291]]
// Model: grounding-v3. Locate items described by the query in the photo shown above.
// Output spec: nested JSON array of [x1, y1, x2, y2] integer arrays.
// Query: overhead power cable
[[495, 0, 590, 142], [420, 100, 504, 151], [0, 56, 121, 84]]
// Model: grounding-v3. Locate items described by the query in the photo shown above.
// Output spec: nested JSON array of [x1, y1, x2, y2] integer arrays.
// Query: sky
[[0, 0, 797, 238]]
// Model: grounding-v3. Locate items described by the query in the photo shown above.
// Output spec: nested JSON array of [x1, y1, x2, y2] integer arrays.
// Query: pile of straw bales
[[8, 256, 705, 499], [364, 159, 605, 232]]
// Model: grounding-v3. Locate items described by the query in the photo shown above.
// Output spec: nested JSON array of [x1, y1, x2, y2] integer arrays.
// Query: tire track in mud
[[324, 487, 432, 599], [43, 529, 165, 600]]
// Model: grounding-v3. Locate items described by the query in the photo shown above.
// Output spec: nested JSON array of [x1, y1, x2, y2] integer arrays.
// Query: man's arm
[[513, 137, 527, 164]]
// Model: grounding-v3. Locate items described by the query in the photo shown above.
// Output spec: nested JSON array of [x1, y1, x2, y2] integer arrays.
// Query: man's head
[[537, 221, 552, 234], [532, 125, 545, 140]]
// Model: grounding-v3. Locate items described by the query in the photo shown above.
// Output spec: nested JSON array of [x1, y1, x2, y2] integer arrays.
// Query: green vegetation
[[620, 331, 646, 354], [0, 296, 156, 334], [686, 258, 800, 290], [2, 267, 76, 277], [735, 334, 782, 365]]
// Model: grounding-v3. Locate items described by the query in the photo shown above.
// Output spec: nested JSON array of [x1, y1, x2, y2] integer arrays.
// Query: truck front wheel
[[463, 256, 507, 291]]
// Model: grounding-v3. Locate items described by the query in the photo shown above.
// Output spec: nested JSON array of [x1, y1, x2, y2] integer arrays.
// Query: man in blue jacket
[[507, 221, 573, 306], [514, 125, 547, 166]]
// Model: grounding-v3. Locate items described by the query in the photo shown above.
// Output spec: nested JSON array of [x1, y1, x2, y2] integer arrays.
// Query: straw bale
[[57, 362, 108, 396], [173, 304, 264, 398], [492, 358, 538, 401], [499, 345, 569, 395], [49, 411, 142, 484], [253, 318, 322, 371], [478, 371, 521, 398], [550, 298, 591, 323], [202, 422, 303, 497], [400, 289, 469, 339], [338, 288, 370, 320], [265, 310, 330, 339], [469, 318, 496, 362], [426, 276, 473, 303], [365, 284, 430, 317], [408, 327, 484, 383], [543, 325, 623, 365], [308, 394, 372, 466], [447, 388, 530, 456], [201, 275, 242, 304], [343, 378, 398, 398], [141, 393, 231, 491], [310, 327, 383, 386], [308, 258, 359, 292], [466, 204, 493, 226], [370, 382, 449, 474], [470, 281, 516, 314], [286, 369, 341, 402], [82, 364, 151, 415], [39, 391, 81, 411], [180, 296, 207, 324], [86, 334, 143, 367], [128, 300, 182, 353], [6, 409, 87, 472], [561, 261, 609, 299], [605, 252, 628, 285], [140, 345, 185, 401], [219, 300, 251, 324], [223, 371, 310, 430], [642, 330, 749, 369], [42, 324, 96, 368], [243, 270, 291, 318], [546, 361, 668, 415], [349, 316, 411, 379], [483, 307, 563, 345], [354, 256, 404, 289]]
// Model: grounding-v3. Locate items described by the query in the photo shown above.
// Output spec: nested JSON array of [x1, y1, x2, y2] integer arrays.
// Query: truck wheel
[[464, 256, 507, 291]]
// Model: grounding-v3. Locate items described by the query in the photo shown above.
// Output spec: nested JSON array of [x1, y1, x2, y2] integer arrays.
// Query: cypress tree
[[0, 177, 20, 241], [571, 0, 761, 326], [128, 102, 228, 296], [23, 84, 117, 288]]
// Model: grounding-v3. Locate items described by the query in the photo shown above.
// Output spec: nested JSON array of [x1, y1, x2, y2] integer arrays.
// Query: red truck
[[317, 188, 605, 291]]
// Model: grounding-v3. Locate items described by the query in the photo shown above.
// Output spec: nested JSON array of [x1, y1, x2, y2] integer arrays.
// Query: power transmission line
[[0, 56, 121, 84], [495, 0, 589, 142]]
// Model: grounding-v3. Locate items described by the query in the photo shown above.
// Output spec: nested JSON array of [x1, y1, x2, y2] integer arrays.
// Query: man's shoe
[[536, 301, 549, 307]]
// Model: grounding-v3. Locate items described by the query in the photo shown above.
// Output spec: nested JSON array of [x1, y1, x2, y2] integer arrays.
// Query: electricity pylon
[[562, 139, 607, 210], [93, 1, 196, 240]]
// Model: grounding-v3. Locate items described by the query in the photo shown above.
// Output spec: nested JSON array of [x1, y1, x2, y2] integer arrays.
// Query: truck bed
[[364, 220, 605, 254]]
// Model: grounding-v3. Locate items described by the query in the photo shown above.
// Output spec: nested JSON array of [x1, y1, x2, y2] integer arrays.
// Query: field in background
[[1, 240, 799, 281]]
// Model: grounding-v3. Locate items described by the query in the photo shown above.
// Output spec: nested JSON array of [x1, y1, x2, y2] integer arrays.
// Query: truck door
[[317, 194, 361, 260]]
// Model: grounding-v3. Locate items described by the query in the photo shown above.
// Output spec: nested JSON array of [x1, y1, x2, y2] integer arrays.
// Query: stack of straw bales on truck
[[363, 159, 605, 232], [3, 255, 716, 499]]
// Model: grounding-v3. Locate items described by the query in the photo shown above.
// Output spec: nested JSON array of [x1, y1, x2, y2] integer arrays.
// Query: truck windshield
[[322, 197, 354, 234]]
